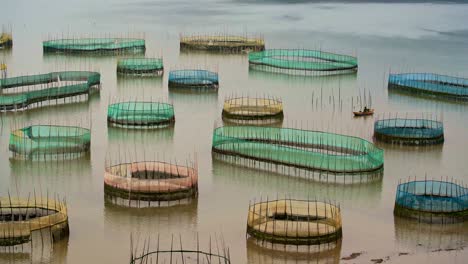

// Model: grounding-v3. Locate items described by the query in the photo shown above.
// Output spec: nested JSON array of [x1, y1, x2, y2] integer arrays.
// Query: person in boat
[[363, 106, 369, 113]]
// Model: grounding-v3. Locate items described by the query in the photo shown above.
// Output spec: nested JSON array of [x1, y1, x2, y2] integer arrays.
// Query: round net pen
[[0, 71, 101, 112], [247, 198, 342, 246], [374, 113, 444, 146], [104, 158, 198, 207], [388, 73, 468, 101], [394, 179, 468, 224], [180, 34, 265, 53], [0, 195, 69, 249], [107, 101, 175, 129], [168, 70, 219, 92], [9, 125, 91, 160], [0, 32, 12, 49], [43, 37, 145, 55], [117, 58, 164, 76], [130, 235, 231, 264], [212, 126, 384, 183], [222, 96, 284, 125], [248, 49, 358, 76]]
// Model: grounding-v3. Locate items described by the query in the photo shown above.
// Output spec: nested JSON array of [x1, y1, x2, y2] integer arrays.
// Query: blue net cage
[[388, 73, 468, 100], [394, 180, 468, 223], [168, 70, 219, 90], [374, 117, 444, 145]]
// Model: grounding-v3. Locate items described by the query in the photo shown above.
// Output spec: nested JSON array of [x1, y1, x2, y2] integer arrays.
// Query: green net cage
[[107, 101, 175, 128], [212, 126, 384, 181], [248, 49, 358, 76], [388, 73, 468, 101], [9, 125, 91, 159], [394, 179, 468, 224], [43, 38, 146, 55], [0, 71, 101, 111], [117, 58, 164, 76]]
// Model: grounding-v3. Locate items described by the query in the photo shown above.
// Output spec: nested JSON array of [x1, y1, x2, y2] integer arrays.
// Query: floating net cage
[[117, 58, 164, 76], [130, 235, 231, 264], [248, 49, 358, 76], [0, 71, 101, 111], [394, 179, 468, 224], [0, 32, 12, 49], [180, 33, 265, 53], [247, 237, 342, 264], [247, 198, 342, 246], [374, 113, 444, 146], [0, 63, 6, 78], [9, 125, 91, 160], [388, 73, 468, 101], [104, 157, 198, 207], [168, 69, 219, 92], [222, 96, 284, 125], [212, 126, 384, 183], [43, 35, 146, 55], [107, 101, 175, 129], [0, 195, 69, 249]]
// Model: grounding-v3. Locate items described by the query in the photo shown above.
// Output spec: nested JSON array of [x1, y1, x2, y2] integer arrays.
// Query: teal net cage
[[43, 38, 146, 55], [9, 125, 91, 160], [168, 70, 219, 91], [248, 49, 358, 76], [394, 179, 468, 224], [107, 101, 175, 128], [374, 114, 444, 145], [117, 58, 164, 76], [388, 73, 468, 101], [212, 126, 384, 183], [0, 71, 101, 111]]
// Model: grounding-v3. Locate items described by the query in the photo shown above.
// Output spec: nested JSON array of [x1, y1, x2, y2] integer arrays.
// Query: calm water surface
[[1, 0, 468, 263]]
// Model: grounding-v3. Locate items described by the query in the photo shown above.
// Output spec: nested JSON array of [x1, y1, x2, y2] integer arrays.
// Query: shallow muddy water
[[1, 0, 468, 263]]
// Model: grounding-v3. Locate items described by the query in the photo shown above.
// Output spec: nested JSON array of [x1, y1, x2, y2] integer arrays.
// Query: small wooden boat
[[353, 108, 374, 117]]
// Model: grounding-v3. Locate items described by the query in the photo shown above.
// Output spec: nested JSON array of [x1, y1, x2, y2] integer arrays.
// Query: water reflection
[[247, 238, 342, 264], [0, 235, 68, 264], [394, 216, 468, 251]]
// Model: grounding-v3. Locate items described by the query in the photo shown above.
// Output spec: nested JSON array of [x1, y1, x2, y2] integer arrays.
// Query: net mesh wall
[[248, 49, 358, 75], [247, 199, 342, 245], [43, 38, 145, 54], [394, 180, 468, 224], [180, 35, 265, 52], [107, 102, 175, 128], [9, 125, 91, 158], [0, 33, 12, 48], [117, 58, 163, 75], [0, 197, 68, 246], [374, 117, 444, 145], [212, 126, 384, 174], [388, 73, 468, 100], [168, 70, 219, 90], [104, 161, 198, 206], [0, 71, 101, 111], [222, 97, 283, 120]]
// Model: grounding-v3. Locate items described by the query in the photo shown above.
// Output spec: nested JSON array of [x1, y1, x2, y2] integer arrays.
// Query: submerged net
[[43, 38, 145, 54], [247, 199, 342, 245], [168, 70, 219, 91], [222, 97, 283, 120], [248, 49, 357, 75], [117, 58, 164, 76], [374, 116, 444, 145], [388, 73, 468, 100], [9, 125, 91, 159], [104, 161, 198, 206], [0, 197, 68, 246], [212, 126, 384, 175], [394, 180, 468, 224], [180, 34, 265, 53], [107, 102, 175, 128], [0, 71, 101, 111], [0, 33, 12, 48]]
